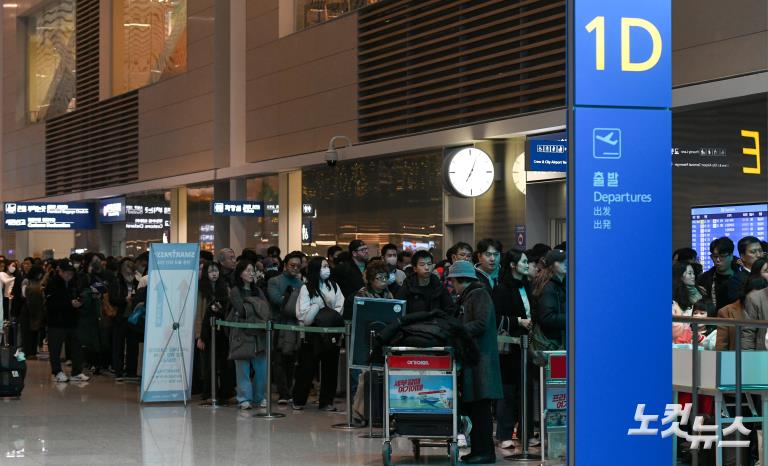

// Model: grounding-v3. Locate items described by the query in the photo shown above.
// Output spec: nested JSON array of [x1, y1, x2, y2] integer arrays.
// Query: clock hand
[[466, 154, 478, 182]]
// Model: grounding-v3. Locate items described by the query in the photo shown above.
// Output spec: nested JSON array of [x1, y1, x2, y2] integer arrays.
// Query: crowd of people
[[0, 238, 569, 464], [672, 235, 768, 465]]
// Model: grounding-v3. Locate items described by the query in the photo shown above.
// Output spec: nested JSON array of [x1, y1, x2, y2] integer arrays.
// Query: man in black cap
[[45, 260, 90, 383]]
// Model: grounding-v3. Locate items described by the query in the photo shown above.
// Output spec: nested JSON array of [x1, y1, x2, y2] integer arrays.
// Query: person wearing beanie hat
[[448, 260, 503, 464], [531, 249, 567, 350]]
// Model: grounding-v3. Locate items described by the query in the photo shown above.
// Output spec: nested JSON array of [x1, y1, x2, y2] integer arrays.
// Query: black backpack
[[310, 288, 344, 352]]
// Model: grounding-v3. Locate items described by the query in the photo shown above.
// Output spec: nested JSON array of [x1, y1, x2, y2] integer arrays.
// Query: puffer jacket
[[227, 286, 270, 359]]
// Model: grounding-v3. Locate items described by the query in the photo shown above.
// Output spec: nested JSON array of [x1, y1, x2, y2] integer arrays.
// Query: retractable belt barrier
[[207, 317, 538, 441]]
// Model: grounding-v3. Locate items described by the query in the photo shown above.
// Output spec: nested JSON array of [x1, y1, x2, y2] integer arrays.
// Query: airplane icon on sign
[[593, 128, 622, 159], [595, 132, 619, 145]]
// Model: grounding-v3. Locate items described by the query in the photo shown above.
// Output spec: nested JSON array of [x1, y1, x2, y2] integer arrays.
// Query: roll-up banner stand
[[140, 243, 200, 403], [568, 0, 671, 464]]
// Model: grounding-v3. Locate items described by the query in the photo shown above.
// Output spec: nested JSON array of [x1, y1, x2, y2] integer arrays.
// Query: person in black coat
[[492, 249, 535, 449], [332, 240, 368, 319], [45, 261, 90, 382], [532, 249, 567, 349], [395, 250, 456, 316], [197, 261, 234, 404], [110, 258, 140, 380]]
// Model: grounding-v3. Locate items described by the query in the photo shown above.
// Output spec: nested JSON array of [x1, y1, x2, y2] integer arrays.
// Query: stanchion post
[[333, 321, 363, 430], [210, 315, 218, 407], [256, 320, 285, 419], [691, 322, 699, 466], [359, 330, 382, 439], [506, 334, 540, 462]]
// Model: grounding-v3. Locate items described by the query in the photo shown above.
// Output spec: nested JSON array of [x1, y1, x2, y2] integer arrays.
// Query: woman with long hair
[[228, 260, 271, 410], [672, 261, 703, 312], [292, 256, 344, 411], [531, 250, 567, 350], [493, 249, 535, 450], [196, 261, 233, 405]]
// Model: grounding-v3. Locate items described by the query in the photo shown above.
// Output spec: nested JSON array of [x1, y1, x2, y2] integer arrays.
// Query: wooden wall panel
[[358, 0, 566, 141]]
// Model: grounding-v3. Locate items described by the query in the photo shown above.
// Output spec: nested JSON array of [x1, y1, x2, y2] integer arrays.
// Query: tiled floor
[[0, 360, 549, 465]]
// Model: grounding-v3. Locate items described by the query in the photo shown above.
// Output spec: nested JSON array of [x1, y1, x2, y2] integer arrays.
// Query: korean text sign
[[570, 0, 671, 464]]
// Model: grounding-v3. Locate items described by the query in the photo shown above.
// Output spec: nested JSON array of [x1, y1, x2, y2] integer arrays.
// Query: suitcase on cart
[[0, 320, 25, 398]]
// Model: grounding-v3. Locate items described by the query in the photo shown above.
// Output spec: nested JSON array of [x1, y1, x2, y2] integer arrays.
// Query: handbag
[[226, 308, 257, 360], [101, 292, 117, 318], [497, 316, 513, 354], [530, 324, 564, 352]]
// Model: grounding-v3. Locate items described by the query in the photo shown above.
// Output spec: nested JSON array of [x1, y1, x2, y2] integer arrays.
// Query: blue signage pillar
[[568, 0, 671, 464]]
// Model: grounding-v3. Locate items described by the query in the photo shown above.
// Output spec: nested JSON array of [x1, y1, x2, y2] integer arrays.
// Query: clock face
[[445, 148, 495, 198], [512, 152, 527, 194]]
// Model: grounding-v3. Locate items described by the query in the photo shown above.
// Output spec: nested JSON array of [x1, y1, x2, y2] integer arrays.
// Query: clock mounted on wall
[[443, 147, 495, 198]]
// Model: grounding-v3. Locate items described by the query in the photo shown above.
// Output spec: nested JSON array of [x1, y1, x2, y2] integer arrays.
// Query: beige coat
[[742, 289, 768, 351]]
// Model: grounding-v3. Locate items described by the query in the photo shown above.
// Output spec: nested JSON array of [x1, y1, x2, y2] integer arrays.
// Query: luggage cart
[[382, 347, 458, 466]]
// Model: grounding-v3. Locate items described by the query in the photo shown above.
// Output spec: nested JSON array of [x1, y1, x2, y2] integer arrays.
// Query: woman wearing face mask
[[228, 260, 271, 410], [0, 260, 18, 320], [531, 250, 567, 350], [492, 249, 536, 450], [197, 261, 233, 406], [292, 257, 345, 411]]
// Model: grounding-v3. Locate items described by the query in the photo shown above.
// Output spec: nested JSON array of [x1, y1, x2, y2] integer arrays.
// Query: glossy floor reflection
[[0, 361, 549, 465]]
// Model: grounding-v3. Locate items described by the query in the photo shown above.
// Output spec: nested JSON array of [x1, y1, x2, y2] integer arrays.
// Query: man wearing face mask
[[332, 240, 369, 320], [395, 250, 456, 316], [381, 243, 405, 291], [109, 258, 140, 382]]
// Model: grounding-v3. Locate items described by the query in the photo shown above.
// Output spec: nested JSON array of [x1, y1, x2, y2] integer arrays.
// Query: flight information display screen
[[691, 203, 768, 270]]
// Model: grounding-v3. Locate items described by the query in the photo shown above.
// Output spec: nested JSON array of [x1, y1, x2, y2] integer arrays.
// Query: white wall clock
[[443, 147, 495, 198]]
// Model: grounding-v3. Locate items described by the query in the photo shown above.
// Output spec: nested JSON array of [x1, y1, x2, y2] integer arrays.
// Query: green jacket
[[457, 281, 503, 402]]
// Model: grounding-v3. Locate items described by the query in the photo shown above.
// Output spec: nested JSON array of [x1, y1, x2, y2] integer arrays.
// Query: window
[[113, 0, 187, 95], [186, 186, 214, 253], [294, 0, 377, 32], [125, 191, 171, 257], [302, 151, 443, 258], [245, 176, 280, 254], [26, 0, 76, 123]]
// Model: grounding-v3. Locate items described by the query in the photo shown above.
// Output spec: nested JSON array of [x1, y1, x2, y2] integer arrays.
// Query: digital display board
[[211, 201, 264, 217], [691, 203, 768, 270], [4, 202, 95, 230], [98, 197, 126, 223]]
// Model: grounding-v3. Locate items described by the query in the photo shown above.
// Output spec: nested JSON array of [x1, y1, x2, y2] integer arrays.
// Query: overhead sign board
[[4, 202, 95, 230], [98, 197, 126, 223], [211, 201, 264, 217]]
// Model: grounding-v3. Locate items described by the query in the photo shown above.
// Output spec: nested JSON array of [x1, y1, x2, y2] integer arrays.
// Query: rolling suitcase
[[0, 320, 25, 398]]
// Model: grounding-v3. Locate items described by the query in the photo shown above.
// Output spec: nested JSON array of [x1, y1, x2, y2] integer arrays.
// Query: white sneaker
[[457, 434, 468, 448], [528, 437, 541, 447], [259, 399, 267, 409], [239, 401, 252, 410], [70, 373, 90, 382], [53, 372, 69, 383]]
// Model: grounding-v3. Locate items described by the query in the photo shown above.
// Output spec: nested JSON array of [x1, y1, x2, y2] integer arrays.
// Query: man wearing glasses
[[697, 236, 738, 311], [332, 240, 369, 319], [726, 236, 764, 303]]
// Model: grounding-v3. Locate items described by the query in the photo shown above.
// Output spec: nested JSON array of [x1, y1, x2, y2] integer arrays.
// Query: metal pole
[[210, 315, 218, 407], [333, 321, 363, 430], [256, 321, 285, 419], [735, 323, 742, 466], [692, 322, 699, 466], [360, 330, 382, 438], [506, 335, 541, 461]]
